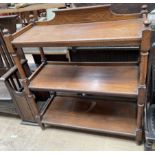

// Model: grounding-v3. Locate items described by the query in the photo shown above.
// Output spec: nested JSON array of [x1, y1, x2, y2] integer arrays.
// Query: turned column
[[136, 5, 152, 144]]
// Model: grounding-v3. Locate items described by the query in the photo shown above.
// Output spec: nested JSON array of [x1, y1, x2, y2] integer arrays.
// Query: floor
[[0, 115, 145, 151]]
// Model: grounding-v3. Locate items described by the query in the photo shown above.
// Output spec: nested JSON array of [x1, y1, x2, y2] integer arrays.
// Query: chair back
[[0, 31, 22, 91], [0, 31, 14, 75]]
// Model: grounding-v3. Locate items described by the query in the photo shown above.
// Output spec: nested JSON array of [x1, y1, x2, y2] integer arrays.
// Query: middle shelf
[[29, 63, 139, 98]]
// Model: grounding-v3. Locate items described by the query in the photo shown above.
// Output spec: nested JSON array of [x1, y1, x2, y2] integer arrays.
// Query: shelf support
[[136, 5, 152, 144], [39, 47, 47, 64]]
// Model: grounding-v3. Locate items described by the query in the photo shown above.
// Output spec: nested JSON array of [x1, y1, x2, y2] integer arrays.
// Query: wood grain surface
[[12, 19, 143, 47], [42, 96, 136, 136], [29, 64, 138, 97]]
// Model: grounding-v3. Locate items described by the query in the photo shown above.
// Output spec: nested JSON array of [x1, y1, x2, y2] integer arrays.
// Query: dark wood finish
[[1, 59, 48, 123], [144, 104, 155, 151], [29, 64, 138, 97], [0, 30, 35, 120], [4, 5, 152, 144], [0, 15, 17, 34], [8, 87, 36, 122], [69, 46, 139, 62], [0, 31, 18, 115], [0, 59, 28, 117], [71, 3, 155, 14], [0, 54, 4, 67], [32, 54, 68, 65], [144, 42, 155, 150], [39, 47, 46, 63], [43, 96, 137, 137], [136, 7, 152, 144]]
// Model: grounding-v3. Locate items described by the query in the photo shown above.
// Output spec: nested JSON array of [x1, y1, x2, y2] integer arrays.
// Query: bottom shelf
[[42, 96, 137, 137]]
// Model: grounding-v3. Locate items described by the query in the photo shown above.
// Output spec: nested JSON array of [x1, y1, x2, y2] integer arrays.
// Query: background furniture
[[144, 43, 155, 151], [23, 47, 70, 69], [0, 30, 20, 115], [144, 104, 155, 150], [4, 5, 151, 145], [0, 3, 65, 25], [0, 15, 17, 34], [70, 3, 155, 13], [0, 30, 39, 123], [0, 4, 65, 14], [0, 31, 57, 123]]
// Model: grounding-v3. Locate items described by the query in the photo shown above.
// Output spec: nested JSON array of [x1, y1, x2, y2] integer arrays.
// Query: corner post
[[136, 5, 152, 144]]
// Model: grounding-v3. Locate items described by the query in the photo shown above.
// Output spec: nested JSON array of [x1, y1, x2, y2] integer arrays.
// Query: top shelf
[[11, 5, 145, 48], [12, 19, 143, 47]]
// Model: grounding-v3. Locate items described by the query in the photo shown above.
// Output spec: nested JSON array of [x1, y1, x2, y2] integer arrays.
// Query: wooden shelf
[[6, 4, 150, 143], [42, 96, 137, 137], [12, 19, 143, 47], [29, 64, 138, 97]]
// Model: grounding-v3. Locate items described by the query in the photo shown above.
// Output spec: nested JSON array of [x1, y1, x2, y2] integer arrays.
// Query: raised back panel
[[37, 5, 142, 25]]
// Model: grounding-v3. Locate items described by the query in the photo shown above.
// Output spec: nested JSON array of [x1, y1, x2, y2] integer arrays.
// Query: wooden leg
[[136, 128, 143, 145], [36, 115, 45, 130], [136, 87, 146, 144], [136, 102, 144, 144]]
